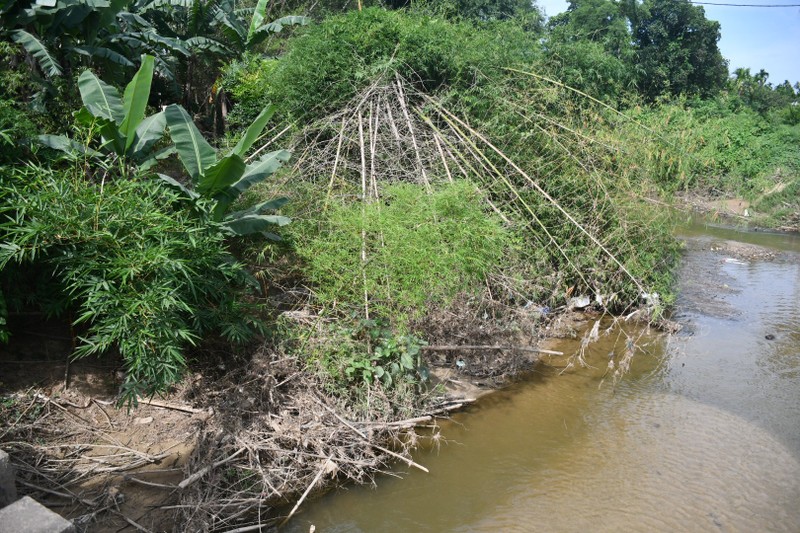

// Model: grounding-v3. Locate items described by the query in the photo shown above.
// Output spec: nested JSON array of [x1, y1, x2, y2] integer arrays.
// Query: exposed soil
[[0, 302, 574, 532], [678, 192, 800, 233]]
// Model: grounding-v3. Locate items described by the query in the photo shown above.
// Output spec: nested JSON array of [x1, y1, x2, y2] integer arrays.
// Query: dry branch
[[423, 345, 563, 355], [314, 398, 429, 473]]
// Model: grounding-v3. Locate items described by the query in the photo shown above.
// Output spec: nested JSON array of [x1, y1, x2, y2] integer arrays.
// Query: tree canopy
[[547, 0, 729, 101]]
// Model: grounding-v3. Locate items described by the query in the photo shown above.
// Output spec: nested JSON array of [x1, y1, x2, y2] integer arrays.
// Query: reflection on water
[[286, 222, 800, 533]]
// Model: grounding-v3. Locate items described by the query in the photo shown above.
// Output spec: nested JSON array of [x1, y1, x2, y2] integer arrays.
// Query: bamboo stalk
[[178, 447, 246, 490], [432, 131, 453, 183], [422, 345, 563, 355], [395, 76, 431, 192], [278, 456, 333, 528], [324, 117, 348, 209], [358, 109, 370, 320], [430, 99, 646, 295]]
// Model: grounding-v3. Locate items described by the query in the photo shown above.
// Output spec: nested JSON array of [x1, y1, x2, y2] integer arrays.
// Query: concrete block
[[0, 450, 16, 507], [0, 496, 75, 533]]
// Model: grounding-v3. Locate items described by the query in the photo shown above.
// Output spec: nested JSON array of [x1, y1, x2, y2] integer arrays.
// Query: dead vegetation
[[0, 332, 480, 532]]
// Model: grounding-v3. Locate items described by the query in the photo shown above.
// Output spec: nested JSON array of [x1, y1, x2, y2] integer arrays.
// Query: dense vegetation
[[1, 0, 798, 405]]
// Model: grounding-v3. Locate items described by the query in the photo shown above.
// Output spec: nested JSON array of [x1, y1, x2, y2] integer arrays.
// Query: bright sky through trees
[[538, 0, 800, 85]]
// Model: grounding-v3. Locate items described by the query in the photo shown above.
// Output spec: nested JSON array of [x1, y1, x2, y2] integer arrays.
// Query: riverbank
[[0, 297, 649, 532], [678, 192, 800, 233], [0, 313, 547, 531], [280, 218, 800, 533]]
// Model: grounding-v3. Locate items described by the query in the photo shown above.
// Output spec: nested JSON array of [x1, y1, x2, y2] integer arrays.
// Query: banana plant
[[162, 103, 291, 236], [213, 0, 309, 53], [38, 55, 172, 170]]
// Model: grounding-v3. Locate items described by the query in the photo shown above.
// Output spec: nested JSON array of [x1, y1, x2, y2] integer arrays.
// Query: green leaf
[[248, 15, 308, 46], [224, 197, 289, 220], [138, 146, 176, 171], [232, 104, 276, 157], [120, 55, 155, 153], [197, 154, 246, 200], [238, 149, 290, 188], [130, 110, 167, 158], [78, 70, 125, 125], [222, 214, 290, 236], [11, 30, 62, 77], [212, 149, 289, 216], [37, 135, 101, 158], [67, 45, 135, 68], [164, 104, 216, 182], [400, 352, 414, 370], [95, 116, 126, 155], [184, 36, 232, 56], [247, 0, 269, 44], [74, 107, 96, 127], [217, 197, 289, 227], [213, 5, 246, 48], [156, 173, 199, 199]]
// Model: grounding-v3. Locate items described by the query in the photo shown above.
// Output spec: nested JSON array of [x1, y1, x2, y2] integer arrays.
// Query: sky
[[536, 0, 800, 85]]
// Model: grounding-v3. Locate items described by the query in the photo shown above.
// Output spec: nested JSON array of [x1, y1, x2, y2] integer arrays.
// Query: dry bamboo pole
[[369, 100, 380, 199], [432, 131, 453, 183], [246, 124, 292, 164], [501, 99, 613, 200], [426, 98, 646, 295], [421, 106, 582, 280], [395, 76, 431, 193], [422, 345, 564, 355], [324, 117, 349, 210], [385, 101, 404, 153], [358, 109, 370, 320], [277, 456, 333, 528], [503, 67, 661, 140], [178, 448, 246, 490], [417, 112, 513, 225]]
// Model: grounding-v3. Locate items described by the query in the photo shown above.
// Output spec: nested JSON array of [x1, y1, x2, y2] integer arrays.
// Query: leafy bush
[[295, 182, 513, 324], [629, 101, 800, 194], [259, 7, 539, 121], [220, 53, 280, 131], [0, 164, 264, 403], [340, 319, 428, 388], [783, 104, 800, 126]]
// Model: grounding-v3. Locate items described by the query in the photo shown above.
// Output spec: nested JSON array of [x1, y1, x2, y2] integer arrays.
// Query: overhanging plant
[[38, 55, 172, 172], [162, 103, 291, 236]]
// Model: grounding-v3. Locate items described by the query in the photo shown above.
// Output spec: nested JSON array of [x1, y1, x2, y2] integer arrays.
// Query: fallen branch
[[178, 447, 246, 490], [423, 345, 563, 355], [314, 398, 429, 473], [278, 455, 333, 528], [136, 397, 206, 414]]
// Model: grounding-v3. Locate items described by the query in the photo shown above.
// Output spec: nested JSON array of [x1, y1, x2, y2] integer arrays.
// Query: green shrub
[[629, 102, 800, 194], [295, 181, 513, 324], [783, 104, 800, 126], [258, 8, 538, 121], [221, 54, 280, 131], [0, 164, 264, 403]]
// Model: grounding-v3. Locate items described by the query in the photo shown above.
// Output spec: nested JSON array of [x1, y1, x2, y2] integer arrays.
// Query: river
[[285, 220, 800, 533]]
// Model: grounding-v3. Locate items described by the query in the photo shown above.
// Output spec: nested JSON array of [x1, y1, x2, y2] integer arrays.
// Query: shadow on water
[[285, 219, 800, 533]]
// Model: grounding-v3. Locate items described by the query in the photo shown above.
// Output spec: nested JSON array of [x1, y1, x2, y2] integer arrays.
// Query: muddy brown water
[[285, 220, 800, 533]]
